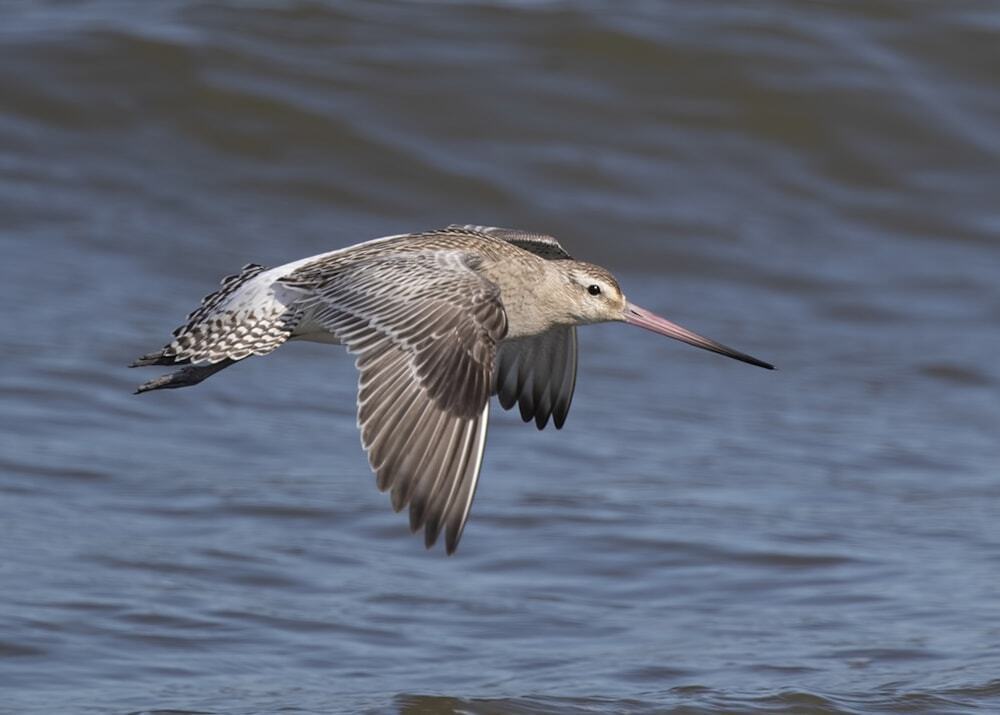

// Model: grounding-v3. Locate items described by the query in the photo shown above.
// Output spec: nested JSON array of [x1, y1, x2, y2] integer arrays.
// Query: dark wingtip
[[444, 524, 462, 556], [552, 402, 570, 430], [424, 529, 441, 550]]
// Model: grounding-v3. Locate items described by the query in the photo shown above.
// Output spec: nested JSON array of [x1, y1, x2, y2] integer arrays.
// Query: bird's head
[[561, 262, 628, 324], [560, 261, 774, 370]]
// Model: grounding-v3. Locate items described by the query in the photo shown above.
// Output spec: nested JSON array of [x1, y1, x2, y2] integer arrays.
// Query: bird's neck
[[483, 259, 570, 340]]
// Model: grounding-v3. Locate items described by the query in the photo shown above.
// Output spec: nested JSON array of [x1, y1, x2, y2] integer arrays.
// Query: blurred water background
[[2, 1, 1000, 713]]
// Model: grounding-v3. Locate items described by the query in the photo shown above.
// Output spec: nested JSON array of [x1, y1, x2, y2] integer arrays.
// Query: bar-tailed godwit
[[132, 225, 773, 553]]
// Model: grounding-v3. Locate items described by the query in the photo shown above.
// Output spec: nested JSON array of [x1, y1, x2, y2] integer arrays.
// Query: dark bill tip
[[624, 303, 774, 370]]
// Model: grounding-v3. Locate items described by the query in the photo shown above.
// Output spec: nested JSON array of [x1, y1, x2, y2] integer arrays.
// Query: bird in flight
[[132, 225, 773, 554]]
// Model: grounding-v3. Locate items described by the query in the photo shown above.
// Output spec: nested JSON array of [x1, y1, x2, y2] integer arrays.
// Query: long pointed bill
[[624, 303, 774, 370]]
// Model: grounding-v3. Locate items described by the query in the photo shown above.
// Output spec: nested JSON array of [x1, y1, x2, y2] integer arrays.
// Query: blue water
[[2, 1, 999, 713]]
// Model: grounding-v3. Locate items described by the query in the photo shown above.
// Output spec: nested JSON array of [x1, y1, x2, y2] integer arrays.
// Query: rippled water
[[2, 1, 1000, 713]]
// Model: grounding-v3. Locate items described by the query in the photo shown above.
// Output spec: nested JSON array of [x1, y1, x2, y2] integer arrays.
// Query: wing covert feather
[[447, 224, 573, 260]]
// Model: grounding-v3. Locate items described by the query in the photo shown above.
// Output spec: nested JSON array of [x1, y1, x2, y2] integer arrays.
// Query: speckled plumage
[[132, 263, 301, 366]]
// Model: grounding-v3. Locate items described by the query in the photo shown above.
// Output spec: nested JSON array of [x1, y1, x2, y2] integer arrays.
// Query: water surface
[[2, 1, 999, 713]]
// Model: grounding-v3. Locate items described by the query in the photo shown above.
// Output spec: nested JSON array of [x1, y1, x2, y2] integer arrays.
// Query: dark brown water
[[2, 2, 999, 713]]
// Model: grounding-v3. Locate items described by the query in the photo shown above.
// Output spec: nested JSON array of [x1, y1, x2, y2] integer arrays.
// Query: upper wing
[[446, 224, 573, 260], [446, 225, 579, 429], [288, 251, 507, 554], [494, 326, 578, 430]]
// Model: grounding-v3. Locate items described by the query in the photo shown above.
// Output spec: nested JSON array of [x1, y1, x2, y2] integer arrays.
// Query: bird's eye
[[587, 284, 602, 296]]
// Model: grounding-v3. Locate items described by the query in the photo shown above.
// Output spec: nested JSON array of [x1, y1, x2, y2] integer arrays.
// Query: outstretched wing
[[286, 251, 507, 554], [446, 226, 579, 429]]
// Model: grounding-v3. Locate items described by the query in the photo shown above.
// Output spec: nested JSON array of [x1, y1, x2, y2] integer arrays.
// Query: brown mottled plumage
[[131, 225, 772, 554]]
